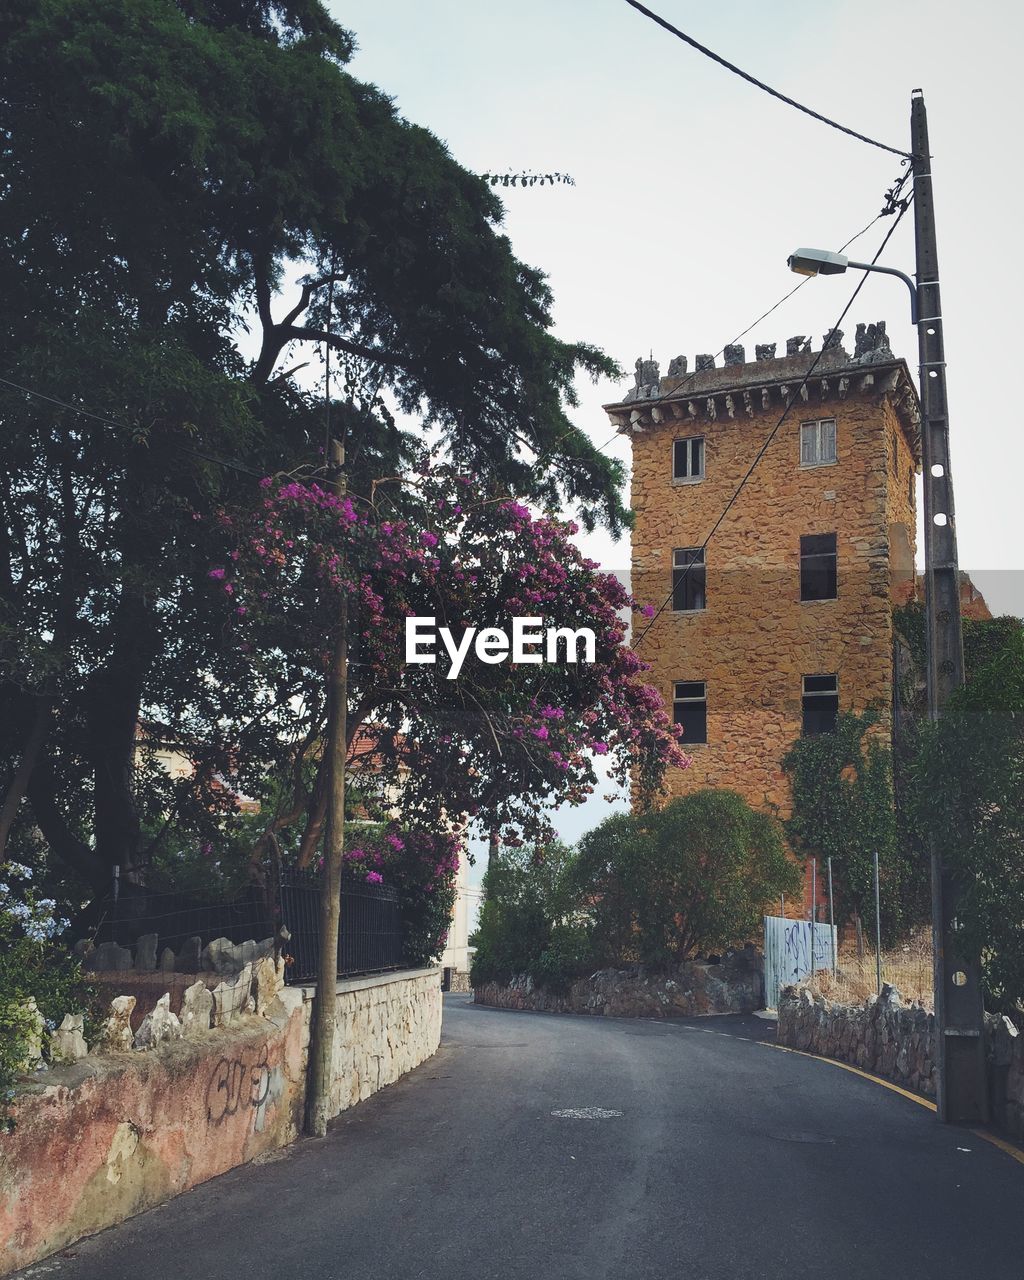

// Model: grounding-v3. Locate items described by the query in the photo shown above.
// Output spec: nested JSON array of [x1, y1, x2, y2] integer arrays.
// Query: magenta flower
[[366, 871, 383, 885], [208, 568, 226, 580]]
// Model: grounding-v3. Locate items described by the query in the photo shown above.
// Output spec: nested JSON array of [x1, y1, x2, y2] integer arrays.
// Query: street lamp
[[787, 247, 918, 322]]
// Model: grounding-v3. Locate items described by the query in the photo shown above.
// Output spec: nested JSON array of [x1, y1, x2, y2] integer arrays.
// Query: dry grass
[[807, 928, 934, 1010]]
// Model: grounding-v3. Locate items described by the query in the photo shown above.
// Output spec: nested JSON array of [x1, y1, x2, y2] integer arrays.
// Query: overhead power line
[[631, 198, 913, 651], [580, 177, 907, 464], [623, 0, 913, 160]]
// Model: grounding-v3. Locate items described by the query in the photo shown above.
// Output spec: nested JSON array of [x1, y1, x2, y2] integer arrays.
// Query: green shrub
[[571, 792, 801, 967], [1, 863, 97, 1128], [912, 630, 1024, 1015], [529, 922, 596, 991], [469, 843, 571, 987]]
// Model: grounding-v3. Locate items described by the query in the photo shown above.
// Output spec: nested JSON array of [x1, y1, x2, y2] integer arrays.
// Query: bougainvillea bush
[[203, 455, 687, 953]]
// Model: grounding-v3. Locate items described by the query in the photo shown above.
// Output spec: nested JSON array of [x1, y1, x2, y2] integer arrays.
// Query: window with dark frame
[[802, 674, 838, 735], [673, 436, 705, 482], [673, 681, 707, 745], [800, 418, 837, 467], [672, 547, 706, 612], [800, 532, 837, 601]]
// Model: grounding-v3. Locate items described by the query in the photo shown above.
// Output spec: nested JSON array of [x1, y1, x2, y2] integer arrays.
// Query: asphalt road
[[20, 995, 1024, 1280]]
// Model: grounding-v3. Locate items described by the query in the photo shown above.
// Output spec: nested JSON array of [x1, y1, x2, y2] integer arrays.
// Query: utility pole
[[912, 90, 988, 1124], [307, 433, 348, 1137]]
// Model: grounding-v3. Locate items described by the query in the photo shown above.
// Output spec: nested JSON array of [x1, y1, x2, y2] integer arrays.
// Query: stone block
[[83, 941, 133, 973], [50, 1013, 88, 1063], [96, 995, 136, 1053], [159, 947, 176, 973], [212, 962, 254, 1027], [253, 954, 285, 1016], [135, 933, 158, 972], [179, 980, 214, 1037], [134, 993, 182, 1049], [176, 936, 203, 971], [13, 997, 45, 1070]]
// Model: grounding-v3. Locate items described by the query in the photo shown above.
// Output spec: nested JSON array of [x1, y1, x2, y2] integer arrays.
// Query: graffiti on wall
[[205, 1043, 285, 1132]]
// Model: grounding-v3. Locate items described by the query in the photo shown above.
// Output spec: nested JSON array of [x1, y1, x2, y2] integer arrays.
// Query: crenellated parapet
[[606, 321, 920, 457]]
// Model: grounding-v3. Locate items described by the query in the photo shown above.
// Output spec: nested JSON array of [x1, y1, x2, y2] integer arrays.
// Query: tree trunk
[[86, 587, 159, 883], [0, 694, 52, 863], [306, 439, 348, 1138]]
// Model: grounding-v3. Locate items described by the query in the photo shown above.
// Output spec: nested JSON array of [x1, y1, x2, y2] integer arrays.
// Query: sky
[[324, 0, 1024, 872]]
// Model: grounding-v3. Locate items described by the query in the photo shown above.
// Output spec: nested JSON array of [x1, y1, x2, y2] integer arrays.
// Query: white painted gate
[[763, 916, 837, 1010]]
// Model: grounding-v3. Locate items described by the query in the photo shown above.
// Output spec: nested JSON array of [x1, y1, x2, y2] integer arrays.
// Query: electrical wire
[[631, 197, 912, 651], [570, 185, 905, 467], [623, 0, 912, 160]]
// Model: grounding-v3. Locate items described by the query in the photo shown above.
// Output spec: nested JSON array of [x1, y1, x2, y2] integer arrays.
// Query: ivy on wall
[[782, 709, 928, 943]]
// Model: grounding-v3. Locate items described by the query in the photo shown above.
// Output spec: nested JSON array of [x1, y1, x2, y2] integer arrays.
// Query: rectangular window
[[673, 681, 707, 745], [800, 532, 837, 601], [672, 547, 706, 612], [802, 674, 838, 735], [673, 436, 705, 482], [800, 419, 837, 468]]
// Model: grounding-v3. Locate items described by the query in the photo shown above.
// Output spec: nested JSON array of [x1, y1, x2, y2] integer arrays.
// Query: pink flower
[[366, 871, 383, 885], [208, 568, 226, 580], [640, 604, 656, 618], [532, 725, 549, 741], [420, 531, 439, 548], [593, 742, 609, 755]]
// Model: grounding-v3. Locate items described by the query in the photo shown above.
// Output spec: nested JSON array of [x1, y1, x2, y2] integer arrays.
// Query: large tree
[[0, 0, 628, 889]]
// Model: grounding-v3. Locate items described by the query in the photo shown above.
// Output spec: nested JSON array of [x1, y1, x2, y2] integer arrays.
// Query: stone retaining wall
[[777, 985, 1024, 1140], [475, 949, 763, 1019], [304, 968, 443, 1118], [1, 968, 441, 1276]]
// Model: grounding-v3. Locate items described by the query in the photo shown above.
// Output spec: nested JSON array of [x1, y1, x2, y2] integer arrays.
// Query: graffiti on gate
[[763, 916, 836, 1010], [206, 1043, 285, 1132]]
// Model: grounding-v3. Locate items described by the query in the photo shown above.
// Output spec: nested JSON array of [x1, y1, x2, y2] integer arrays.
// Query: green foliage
[[572, 792, 800, 966], [473, 793, 799, 988], [469, 842, 572, 987], [782, 710, 928, 941], [529, 923, 596, 991], [0, 864, 98, 1125], [894, 603, 1024, 696], [0, 0, 627, 902], [912, 630, 1024, 1014]]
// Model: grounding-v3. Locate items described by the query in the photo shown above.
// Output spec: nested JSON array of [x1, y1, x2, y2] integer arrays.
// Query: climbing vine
[[782, 710, 928, 942]]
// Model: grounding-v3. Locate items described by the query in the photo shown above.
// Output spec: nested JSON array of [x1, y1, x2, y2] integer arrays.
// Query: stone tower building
[[603, 323, 921, 911]]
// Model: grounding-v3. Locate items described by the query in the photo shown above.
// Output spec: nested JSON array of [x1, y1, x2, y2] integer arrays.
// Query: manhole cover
[[550, 1107, 623, 1120], [768, 1131, 836, 1145]]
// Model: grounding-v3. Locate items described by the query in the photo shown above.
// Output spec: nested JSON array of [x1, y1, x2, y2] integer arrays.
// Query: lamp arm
[[847, 260, 919, 323]]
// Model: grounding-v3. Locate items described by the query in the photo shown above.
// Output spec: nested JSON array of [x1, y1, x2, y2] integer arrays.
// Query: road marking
[[971, 1128, 1024, 1168], [763, 1041, 1024, 1169], [762, 1041, 937, 1110]]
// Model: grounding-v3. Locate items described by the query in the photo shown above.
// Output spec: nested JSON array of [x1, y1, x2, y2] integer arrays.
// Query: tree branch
[[280, 326, 403, 369]]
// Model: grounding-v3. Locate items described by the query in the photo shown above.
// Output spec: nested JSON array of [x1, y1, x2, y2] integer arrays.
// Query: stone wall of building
[[475, 950, 763, 1019], [608, 333, 921, 913], [0, 968, 441, 1277], [777, 985, 1024, 1140]]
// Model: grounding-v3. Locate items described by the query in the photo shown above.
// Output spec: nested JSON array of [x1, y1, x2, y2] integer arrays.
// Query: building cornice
[[602, 334, 922, 460]]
